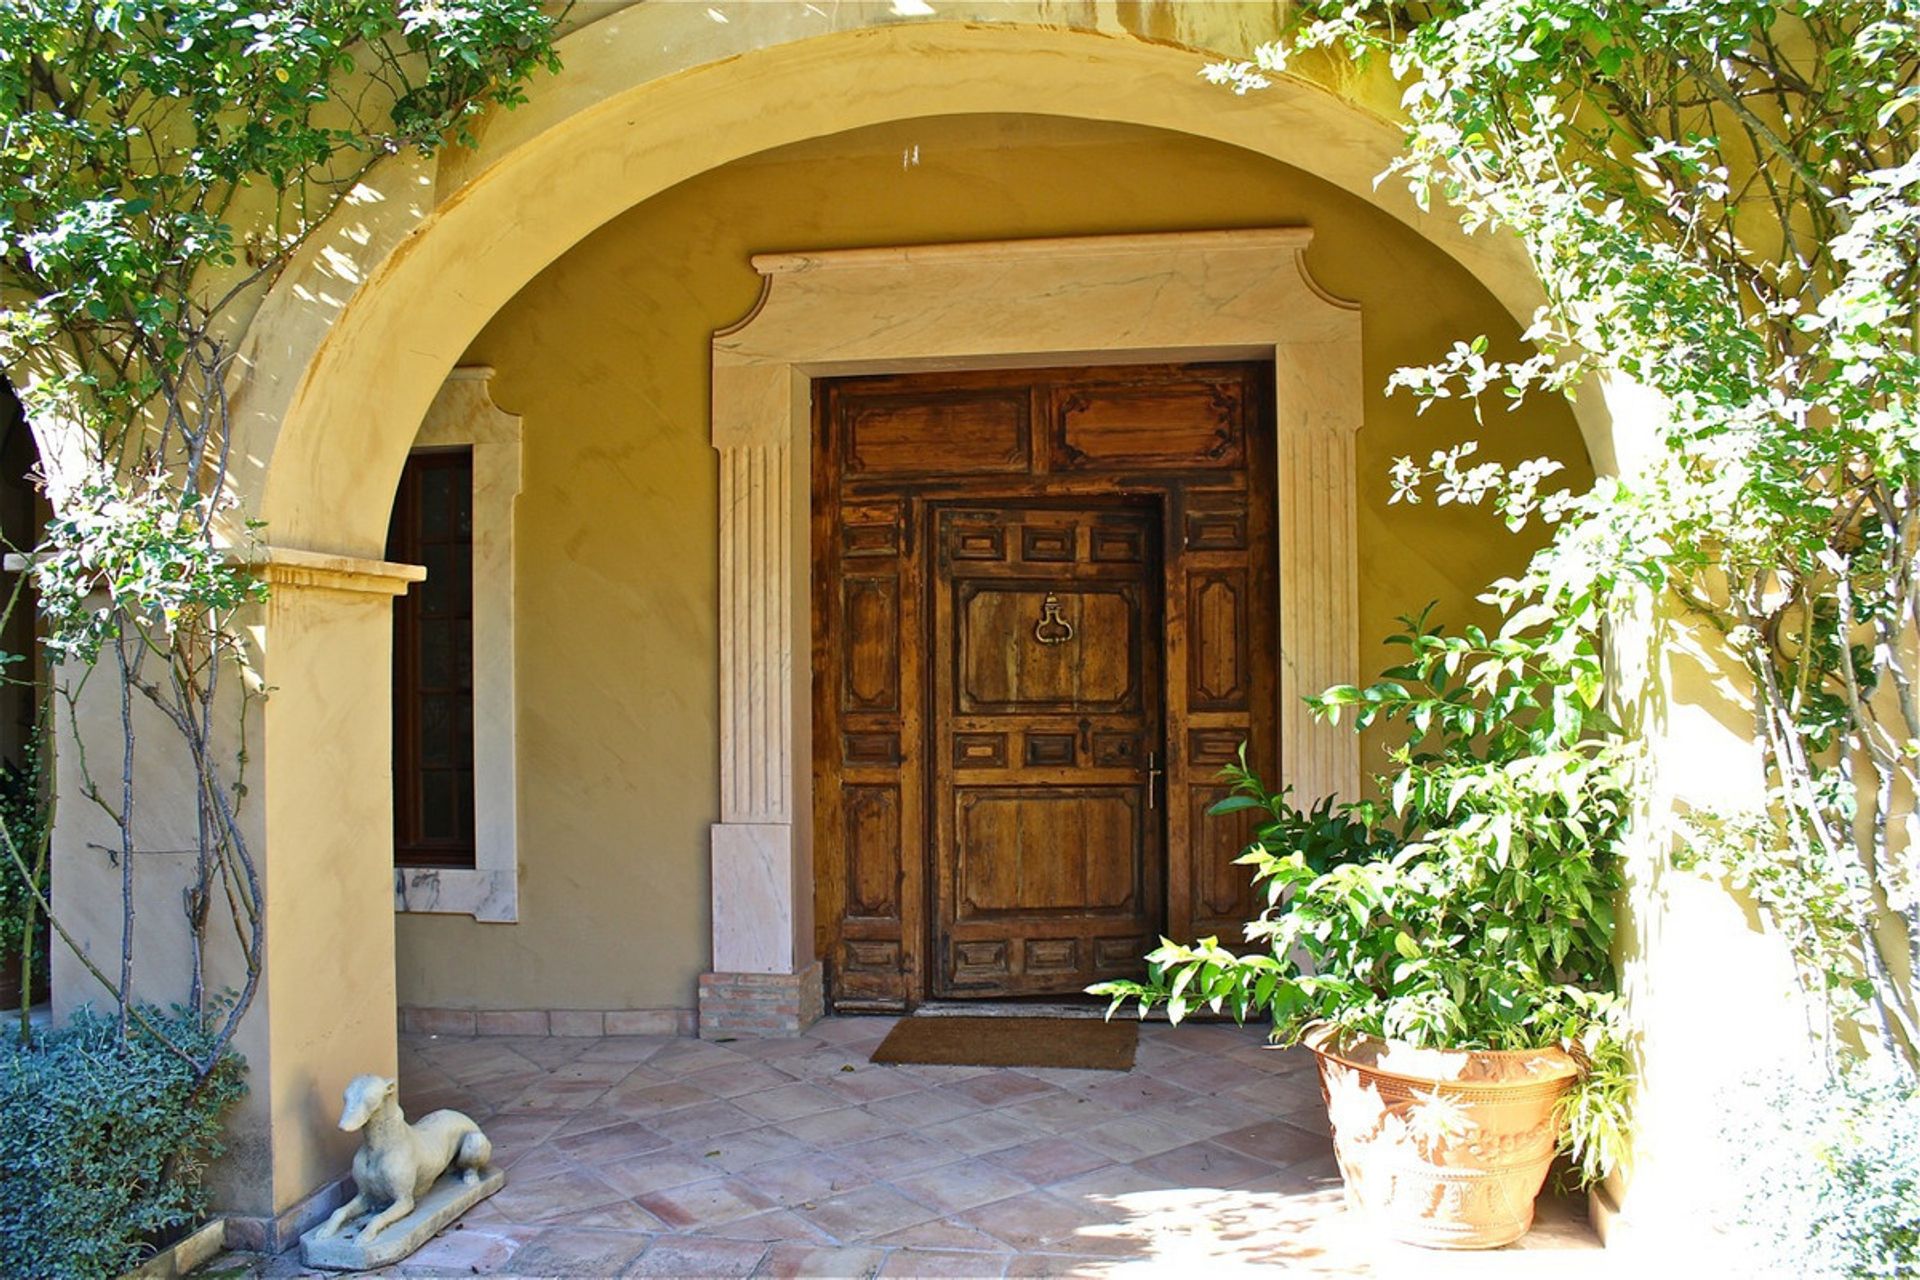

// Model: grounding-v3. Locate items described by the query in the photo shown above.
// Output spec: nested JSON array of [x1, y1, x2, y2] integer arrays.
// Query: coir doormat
[[870, 1015, 1138, 1071]]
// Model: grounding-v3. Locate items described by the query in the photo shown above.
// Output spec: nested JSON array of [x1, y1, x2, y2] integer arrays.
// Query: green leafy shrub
[[1095, 608, 1631, 1181], [0, 1006, 245, 1279], [1208, 757, 1396, 877], [1720, 1068, 1920, 1278]]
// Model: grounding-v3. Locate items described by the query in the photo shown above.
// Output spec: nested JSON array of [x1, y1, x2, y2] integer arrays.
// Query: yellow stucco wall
[[393, 113, 1590, 1014]]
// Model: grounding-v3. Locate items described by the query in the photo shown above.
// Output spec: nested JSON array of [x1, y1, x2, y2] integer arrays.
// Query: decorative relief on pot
[[1305, 1026, 1580, 1250]]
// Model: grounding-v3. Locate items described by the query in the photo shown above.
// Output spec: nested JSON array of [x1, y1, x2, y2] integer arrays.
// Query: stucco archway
[[167, 7, 1648, 1244], [230, 10, 1615, 560]]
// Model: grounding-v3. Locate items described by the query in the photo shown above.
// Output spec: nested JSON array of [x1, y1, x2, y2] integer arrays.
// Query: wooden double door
[[813, 363, 1276, 1009]]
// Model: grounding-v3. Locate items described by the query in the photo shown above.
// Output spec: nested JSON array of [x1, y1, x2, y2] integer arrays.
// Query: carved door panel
[[930, 504, 1165, 998], [814, 361, 1276, 1011]]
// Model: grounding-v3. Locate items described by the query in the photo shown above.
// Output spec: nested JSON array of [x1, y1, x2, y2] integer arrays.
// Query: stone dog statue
[[311, 1074, 493, 1244]]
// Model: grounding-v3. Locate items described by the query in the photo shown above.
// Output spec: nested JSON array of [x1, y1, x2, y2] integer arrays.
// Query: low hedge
[[0, 1007, 245, 1279], [1724, 1066, 1920, 1278]]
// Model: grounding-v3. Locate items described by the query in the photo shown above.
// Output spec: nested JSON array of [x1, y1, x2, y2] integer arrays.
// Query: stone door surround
[[704, 228, 1363, 1036]]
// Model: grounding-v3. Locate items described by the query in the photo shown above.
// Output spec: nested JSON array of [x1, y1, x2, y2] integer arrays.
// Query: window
[[388, 449, 477, 869], [392, 368, 520, 920]]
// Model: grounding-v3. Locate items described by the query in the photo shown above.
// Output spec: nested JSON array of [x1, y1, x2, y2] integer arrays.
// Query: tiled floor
[[221, 1017, 1603, 1278]]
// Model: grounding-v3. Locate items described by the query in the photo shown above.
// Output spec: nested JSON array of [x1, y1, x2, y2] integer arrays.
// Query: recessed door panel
[[957, 586, 1139, 712]]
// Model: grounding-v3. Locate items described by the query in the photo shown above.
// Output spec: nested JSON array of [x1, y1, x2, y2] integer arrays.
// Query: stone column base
[[697, 963, 824, 1038]]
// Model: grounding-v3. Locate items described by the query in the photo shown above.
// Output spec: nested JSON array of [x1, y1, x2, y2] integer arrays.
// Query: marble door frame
[[700, 228, 1363, 1035]]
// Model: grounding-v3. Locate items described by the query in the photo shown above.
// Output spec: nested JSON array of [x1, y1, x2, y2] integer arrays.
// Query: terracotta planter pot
[[1304, 1023, 1581, 1249]]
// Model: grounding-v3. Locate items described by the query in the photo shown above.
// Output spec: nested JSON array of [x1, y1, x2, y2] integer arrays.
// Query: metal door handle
[[1033, 591, 1074, 645], [1146, 750, 1163, 810]]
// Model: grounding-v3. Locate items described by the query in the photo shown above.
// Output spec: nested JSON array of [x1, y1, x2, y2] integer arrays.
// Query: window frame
[[391, 368, 523, 922]]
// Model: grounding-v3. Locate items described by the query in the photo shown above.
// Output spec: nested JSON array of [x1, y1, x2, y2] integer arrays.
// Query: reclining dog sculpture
[[311, 1074, 493, 1244]]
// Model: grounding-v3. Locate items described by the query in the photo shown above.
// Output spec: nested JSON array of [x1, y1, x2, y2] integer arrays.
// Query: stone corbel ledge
[[705, 227, 1365, 1032], [246, 544, 425, 595], [3, 543, 426, 595]]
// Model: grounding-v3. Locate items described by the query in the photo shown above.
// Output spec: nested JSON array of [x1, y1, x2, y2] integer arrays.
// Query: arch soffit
[[240, 16, 1609, 556]]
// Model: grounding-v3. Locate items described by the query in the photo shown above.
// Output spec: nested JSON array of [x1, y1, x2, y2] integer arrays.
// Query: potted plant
[[1095, 608, 1630, 1249]]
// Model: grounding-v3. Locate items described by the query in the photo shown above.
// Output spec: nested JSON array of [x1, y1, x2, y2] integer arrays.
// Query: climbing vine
[[1215, 0, 1920, 1080], [0, 0, 564, 1069]]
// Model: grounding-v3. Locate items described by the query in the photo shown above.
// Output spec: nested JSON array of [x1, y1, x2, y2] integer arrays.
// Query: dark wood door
[[813, 362, 1276, 1011], [931, 504, 1164, 997]]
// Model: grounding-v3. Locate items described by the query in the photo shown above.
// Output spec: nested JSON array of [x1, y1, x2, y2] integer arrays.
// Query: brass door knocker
[[1033, 591, 1074, 645]]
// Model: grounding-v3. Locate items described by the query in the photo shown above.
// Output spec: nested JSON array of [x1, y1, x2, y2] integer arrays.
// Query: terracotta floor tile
[[638, 1176, 778, 1230], [611, 1080, 719, 1116], [627, 1234, 771, 1278], [808, 1016, 900, 1044], [892, 1157, 1036, 1215], [1230, 1071, 1329, 1113], [770, 1049, 878, 1081], [729, 1036, 825, 1062], [689, 1060, 802, 1098], [871, 1218, 1018, 1254], [552, 1057, 651, 1086], [751, 1243, 889, 1279], [819, 1066, 925, 1105], [1165, 1023, 1271, 1054], [1009, 1066, 1117, 1091], [1211, 1117, 1332, 1166], [861, 1086, 984, 1129], [998, 1252, 1110, 1277], [651, 1041, 754, 1073], [982, 1139, 1110, 1187], [916, 1109, 1037, 1157], [1040, 1164, 1180, 1221], [474, 1109, 574, 1152], [891, 1062, 996, 1084], [879, 1248, 1013, 1278], [1148, 1054, 1276, 1095], [776, 1105, 906, 1148], [991, 1092, 1116, 1136], [1222, 1042, 1310, 1074], [495, 1226, 650, 1276], [836, 1130, 968, 1180], [796, 1183, 940, 1242], [647, 1099, 766, 1143], [491, 1037, 596, 1069], [458, 1072, 548, 1110], [737, 1151, 874, 1207], [1158, 1092, 1250, 1139], [957, 1191, 1126, 1256], [1075, 1074, 1194, 1110], [574, 1035, 673, 1064], [1073, 1115, 1194, 1162], [734, 1081, 846, 1122], [700, 1207, 841, 1247], [945, 1073, 1059, 1109], [394, 1223, 536, 1275], [551, 1118, 673, 1165], [697, 1126, 818, 1174], [486, 1165, 628, 1224], [484, 1140, 574, 1180], [600, 1149, 735, 1198], [1131, 1140, 1273, 1188], [543, 1198, 671, 1232]]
